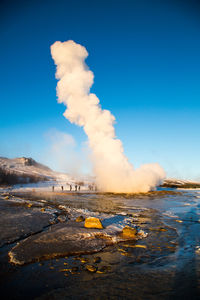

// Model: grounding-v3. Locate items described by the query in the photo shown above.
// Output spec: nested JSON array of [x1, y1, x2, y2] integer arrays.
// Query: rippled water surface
[[1, 188, 200, 299]]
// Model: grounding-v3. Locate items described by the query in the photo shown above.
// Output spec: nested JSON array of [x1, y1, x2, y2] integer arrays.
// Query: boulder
[[122, 226, 137, 238], [84, 217, 103, 229]]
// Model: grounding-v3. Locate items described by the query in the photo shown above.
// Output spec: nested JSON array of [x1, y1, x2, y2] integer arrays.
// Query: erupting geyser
[[51, 40, 165, 193]]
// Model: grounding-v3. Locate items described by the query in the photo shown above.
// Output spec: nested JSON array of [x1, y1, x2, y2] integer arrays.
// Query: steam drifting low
[[51, 40, 165, 192]]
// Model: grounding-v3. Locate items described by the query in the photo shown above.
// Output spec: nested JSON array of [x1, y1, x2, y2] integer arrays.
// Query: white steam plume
[[50, 40, 165, 193]]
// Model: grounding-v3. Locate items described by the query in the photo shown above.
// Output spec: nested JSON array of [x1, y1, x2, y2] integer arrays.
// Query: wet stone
[[122, 226, 137, 238], [158, 227, 168, 232], [97, 265, 111, 274], [85, 217, 103, 229], [57, 215, 67, 223], [76, 216, 85, 222], [85, 264, 97, 273], [80, 257, 89, 263], [0, 199, 55, 247], [8, 222, 109, 265], [120, 252, 132, 257], [49, 218, 56, 225], [2, 193, 9, 197]]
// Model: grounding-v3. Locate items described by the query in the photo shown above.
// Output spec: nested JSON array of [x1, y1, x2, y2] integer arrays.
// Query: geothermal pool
[[0, 188, 200, 299]]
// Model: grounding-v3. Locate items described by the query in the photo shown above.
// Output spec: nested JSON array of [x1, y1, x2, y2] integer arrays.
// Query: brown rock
[[97, 265, 111, 273], [57, 215, 67, 223], [85, 264, 97, 273], [80, 257, 89, 263], [84, 217, 103, 229], [76, 216, 85, 222]]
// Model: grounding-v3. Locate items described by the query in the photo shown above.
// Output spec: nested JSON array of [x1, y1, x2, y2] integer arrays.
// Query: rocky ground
[[0, 191, 141, 267], [1, 188, 199, 299]]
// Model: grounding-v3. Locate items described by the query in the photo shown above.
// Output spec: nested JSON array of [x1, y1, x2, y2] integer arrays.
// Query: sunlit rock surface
[[1, 191, 144, 266], [9, 222, 111, 265], [122, 226, 137, 238], [84, 217, 103, 229]]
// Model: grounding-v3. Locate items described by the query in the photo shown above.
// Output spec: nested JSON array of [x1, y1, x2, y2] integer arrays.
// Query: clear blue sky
[[0, 0, 200, 180]]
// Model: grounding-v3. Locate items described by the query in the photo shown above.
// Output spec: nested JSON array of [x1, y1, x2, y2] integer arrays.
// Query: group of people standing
[[52, 184, 81, 192], [51, 183, 97, 192], [69, 184, 80, 191], [88, 184, 97, 191]]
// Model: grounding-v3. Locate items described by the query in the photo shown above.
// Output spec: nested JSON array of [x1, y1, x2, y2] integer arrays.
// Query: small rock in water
[[195, 246, 200, 254], [76, 216, 85, 222], [118, 248, 127, 253], [49, 218, 56, 225], [97, 265, 111, 274], [122, 226, 137, 238], [86, 264, 97, 273], [40, 200, 47, 203], [158, 227, 167, 232], [80, 257, 89, 263], [123, 244, 147, 249], [84, 217, 103, 229], [94, 256, 101, 263], [120, 252, 132, 257], [57, 215, 67, 223]]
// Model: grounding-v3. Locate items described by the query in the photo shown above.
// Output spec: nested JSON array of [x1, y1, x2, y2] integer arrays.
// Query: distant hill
[[161, 178, 200, 189], [0, 157, 55, 185]]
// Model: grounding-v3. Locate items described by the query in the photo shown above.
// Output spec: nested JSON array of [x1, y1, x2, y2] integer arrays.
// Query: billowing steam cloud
[[51, 40, 165, 193]]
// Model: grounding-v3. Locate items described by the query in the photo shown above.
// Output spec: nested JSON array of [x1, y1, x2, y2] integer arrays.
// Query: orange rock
[[84, 217, 103, 229], [122, 226, 137, 238]]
